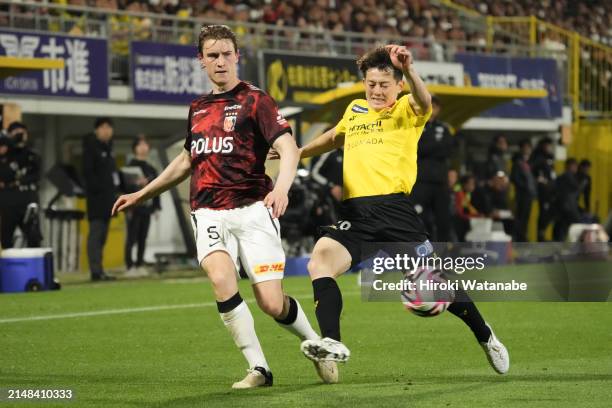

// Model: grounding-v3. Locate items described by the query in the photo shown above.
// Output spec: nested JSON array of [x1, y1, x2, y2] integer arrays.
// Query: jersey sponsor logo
[[351, 104, 368, 113], [224, 104, 241, 111], [193, 109, 208, 116], [223, 114, 237, 132], [348, 120, 382, 133], [191, 137, 234, 154], [253, 262, 284, 274], [346, 137, 384, 150]]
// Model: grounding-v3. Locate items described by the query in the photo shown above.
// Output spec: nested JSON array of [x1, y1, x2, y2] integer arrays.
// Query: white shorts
[[190, 201, 284, 284]]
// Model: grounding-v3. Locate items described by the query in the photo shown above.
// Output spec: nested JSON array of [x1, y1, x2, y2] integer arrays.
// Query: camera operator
[[0, 121, 41, 248]]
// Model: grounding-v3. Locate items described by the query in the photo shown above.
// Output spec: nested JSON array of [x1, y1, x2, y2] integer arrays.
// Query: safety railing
[[0, 0, 559, 83], [484, 16, 611, 120]]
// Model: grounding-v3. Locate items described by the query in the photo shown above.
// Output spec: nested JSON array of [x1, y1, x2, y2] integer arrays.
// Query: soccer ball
[[401, 267, 454, 317]]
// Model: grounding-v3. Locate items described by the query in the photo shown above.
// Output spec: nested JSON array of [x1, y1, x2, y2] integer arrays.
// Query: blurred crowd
[[33, 0, 610, 47], [454, 0, 612, 46]]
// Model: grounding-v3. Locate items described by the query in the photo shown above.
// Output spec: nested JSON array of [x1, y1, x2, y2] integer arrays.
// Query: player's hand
[[263, 188, 288, 218], [111, 192, 143, 216], [267, 149, 280, 160], [330, 184, 342, 202], [385, 44, 413, 69]]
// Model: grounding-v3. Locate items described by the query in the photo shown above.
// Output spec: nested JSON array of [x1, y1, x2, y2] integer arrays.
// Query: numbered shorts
[[320, 193, 428, 268], [190, 201, 284, 284]]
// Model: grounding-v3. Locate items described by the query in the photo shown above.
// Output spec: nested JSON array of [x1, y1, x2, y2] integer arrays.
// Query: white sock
[[219, 301, 269, 370], [276, 297, 320, 341]]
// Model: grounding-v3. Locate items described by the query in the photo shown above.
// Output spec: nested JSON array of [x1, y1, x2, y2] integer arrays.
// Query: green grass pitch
[[1, 274, 611, 407]]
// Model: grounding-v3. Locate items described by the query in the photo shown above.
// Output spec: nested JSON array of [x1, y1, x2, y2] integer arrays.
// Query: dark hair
[[94, 117, 113, 129], [579, 159, 591, 168], [356, 47, 403, 81], [518, 138, 532, 149], [198, 25, 238, 55], [460, 174, 475, 186], [565, 158, 578, 167], [132, 135, 149, 152], [7, 121, 27, 133]]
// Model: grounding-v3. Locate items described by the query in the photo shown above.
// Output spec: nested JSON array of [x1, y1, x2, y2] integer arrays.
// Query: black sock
[[312, 277, 343, 341], [275, 296, 298, 325], [216, 292, 243, 313], [447, 288, 491, 343]]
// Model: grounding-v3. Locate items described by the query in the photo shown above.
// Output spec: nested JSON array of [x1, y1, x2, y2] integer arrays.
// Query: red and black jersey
[[184, 81, 291, 210]]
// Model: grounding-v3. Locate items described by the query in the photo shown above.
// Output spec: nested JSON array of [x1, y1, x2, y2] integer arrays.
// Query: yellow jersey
[[335, 95, 432, 200]]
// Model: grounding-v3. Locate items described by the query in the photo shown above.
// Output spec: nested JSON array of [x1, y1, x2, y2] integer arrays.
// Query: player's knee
[[257, 298, 284, 318], [206, 269, 233, 292], [307, 257, 332, 279]]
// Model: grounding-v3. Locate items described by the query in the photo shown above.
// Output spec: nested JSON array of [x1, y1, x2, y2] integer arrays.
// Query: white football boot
[[480, 323, 509, 374], [301, 337, 350, 362], [231, 366, 273, 389], [313, 359, 339, 384]]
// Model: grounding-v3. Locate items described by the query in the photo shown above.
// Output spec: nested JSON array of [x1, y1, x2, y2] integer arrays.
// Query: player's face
[[363, 68, 403, 110], [95, 123, 113, 142], [200, 39, 239, 87]]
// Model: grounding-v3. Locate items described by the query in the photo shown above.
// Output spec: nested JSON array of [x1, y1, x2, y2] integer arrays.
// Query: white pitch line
[[0, 302, 214, 324], [0, 291, 361, 325]]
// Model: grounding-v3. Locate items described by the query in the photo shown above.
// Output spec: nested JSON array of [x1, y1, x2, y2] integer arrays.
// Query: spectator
[[487, 134, 509, 176], [510, 138, 536, 241], [83, 117, 120, 281], [530, 137, 556, 241], [472, 170, 513, 236], [310, 147, 343, 205], [123, 135, 160, 276], [553, 158, 581, 241], [0, 122, 41, 249], [454, 173, 480, 242], [410, 95, 455, 241]]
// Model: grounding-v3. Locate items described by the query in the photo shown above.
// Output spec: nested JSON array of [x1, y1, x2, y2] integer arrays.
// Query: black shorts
[[320, 193, 428, 268]]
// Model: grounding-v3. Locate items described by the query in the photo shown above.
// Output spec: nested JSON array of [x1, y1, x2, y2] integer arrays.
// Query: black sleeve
[[417, 127, 436, 158], [82, 136, 100, 193]]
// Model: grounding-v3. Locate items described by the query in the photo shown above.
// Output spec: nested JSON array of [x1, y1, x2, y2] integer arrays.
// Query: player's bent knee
[[307, 257, 334, 280], [257, 298, 284, 318]]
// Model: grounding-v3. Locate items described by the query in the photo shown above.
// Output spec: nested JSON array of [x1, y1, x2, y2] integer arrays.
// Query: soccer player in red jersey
[[112, 25, 336, 388]]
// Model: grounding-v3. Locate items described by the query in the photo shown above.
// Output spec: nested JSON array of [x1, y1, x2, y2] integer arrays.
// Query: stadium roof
[[306, 83, 548, 130]]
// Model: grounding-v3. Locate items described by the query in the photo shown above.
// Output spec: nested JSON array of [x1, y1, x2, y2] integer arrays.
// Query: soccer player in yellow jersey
[[297, 45, 509, 377]]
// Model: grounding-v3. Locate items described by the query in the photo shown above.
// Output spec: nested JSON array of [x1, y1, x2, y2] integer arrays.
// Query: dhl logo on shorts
[[253, 263, 285, 274]]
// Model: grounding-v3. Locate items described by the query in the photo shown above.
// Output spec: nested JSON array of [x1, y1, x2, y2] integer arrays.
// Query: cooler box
[[0, 248, 57, 293]]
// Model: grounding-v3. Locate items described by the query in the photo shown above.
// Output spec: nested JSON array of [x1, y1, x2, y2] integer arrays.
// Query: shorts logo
[[352, 104, 368, 113], [223, 113, 237, 132], [415, 240, 434, 257], [338, 221, 352, 230], [253, 262, 285, 274]]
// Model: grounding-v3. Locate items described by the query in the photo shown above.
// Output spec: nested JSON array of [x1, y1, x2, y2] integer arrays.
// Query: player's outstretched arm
[[385, 44, 432, 115], [300, 127, 344, 159], [111, 150, 191, 216], [264, 133, 298, 218]]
